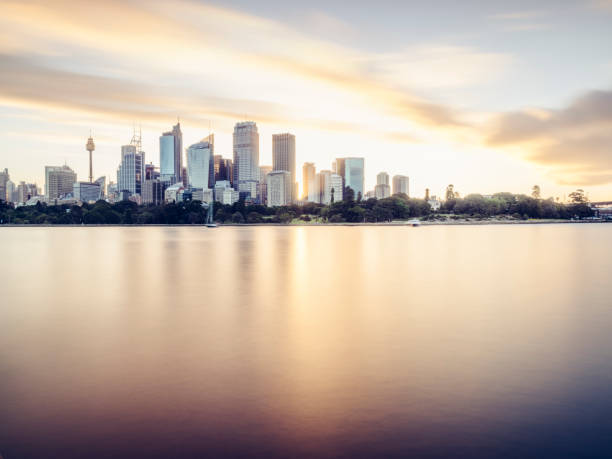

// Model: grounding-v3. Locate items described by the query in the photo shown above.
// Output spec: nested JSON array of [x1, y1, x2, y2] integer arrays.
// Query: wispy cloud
[[0, 0, 516, 138]]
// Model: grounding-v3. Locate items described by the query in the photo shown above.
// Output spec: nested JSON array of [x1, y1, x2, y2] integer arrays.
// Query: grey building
[[392, 175, 409, 196], [233, 121, 259, 199], [45, 165, 77, 200], [272, 133, 296, 202]]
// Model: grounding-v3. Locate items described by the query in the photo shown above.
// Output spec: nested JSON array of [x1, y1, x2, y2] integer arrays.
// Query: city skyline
[[1, 1, 612, 200]]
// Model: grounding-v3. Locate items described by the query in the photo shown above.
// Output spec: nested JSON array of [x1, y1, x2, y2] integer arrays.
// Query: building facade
[[302, 162, 317, 202], [258, 165, 272, 205], [392, 175, 409, 196], [187, 136, 214, 189], [266, 170, 292, 207], [232, 121, 259, 199], [214, 180, 239, 205], [272, 133, 296, 202], [45, 165, 77, 200], [73, 181, 102, 202], [0, 169, 9, 202], [117, 144, 145, 197], [318, 170, 343, 205], [142, 179, 168, 205], [160, 122, 183, 184], [375, 172, 391, 199], [344, 158, 364, 199]]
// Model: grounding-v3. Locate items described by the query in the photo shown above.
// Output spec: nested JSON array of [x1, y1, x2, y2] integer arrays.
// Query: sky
[[1, 0, 611, 200]]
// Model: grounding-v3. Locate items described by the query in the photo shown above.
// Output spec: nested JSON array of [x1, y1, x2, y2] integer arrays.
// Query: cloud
[[0, 0, 509, 138], [487, 90, 612, 185]]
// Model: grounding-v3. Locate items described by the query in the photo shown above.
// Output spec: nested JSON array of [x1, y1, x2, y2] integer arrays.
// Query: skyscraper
[[45, 165, 77, 200], [302, 162, 316, 202], [259, 165, 272, 205], [160, 122, 182, 184], [233, 121, 259, 199], [377, 172, 389, 186], [375, 171, 391, 199], [266, 170, 292, 207], [117, 138, 145, 197], [187, 135, 214, 189], [272, 133, 296, 202], [392, 175, 409, 196], [0, 169, 9, 202], [344, 158, 364, 200]]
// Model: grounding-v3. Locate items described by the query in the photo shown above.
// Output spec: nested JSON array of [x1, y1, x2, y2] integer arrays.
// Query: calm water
[[1, 225, 612, 458]]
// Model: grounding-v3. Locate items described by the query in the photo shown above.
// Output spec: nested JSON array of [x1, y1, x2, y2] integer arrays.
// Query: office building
[[272, 133, 296, 202], [214, 180, 239, 205], [117, 141, 145, 197], [160, 122, 183, 184], [6, 179, 16, 203], [258, 165, 272, 205], [142, 179, 168, 205], [214, 155, 232, 184], [344, 157, 364, 199], [192, 188, 214, 203], [266, 170, 292, 207], [392, 175, 409, 196], [187, 135, 214, 189], [0, 169, 10, 202], [233, 121, 259, 199], [165, 183, 184, 203], [375, 171, 391, 199], [94, 177, 106, 199], [73, 181, 102, 202], [302, 162, 317, 202], [318, 170, 343, 205], [45, 165, 77, 200]]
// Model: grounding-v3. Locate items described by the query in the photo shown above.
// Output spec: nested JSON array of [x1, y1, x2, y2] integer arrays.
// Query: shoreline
[[0, 219, 608, 228]]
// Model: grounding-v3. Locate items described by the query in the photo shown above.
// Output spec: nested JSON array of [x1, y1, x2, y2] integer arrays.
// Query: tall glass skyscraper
[[160, 122, 182, 184], [344, 157, 364, 199], [187, 135, 214, 189], [233, 121, 259, 199]]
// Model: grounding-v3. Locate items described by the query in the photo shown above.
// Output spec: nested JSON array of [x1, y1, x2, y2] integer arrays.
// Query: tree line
[[0, 189, 594, 225]]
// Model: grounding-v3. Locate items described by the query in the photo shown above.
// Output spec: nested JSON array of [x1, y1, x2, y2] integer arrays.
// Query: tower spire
[[86, 133, 95, 183]]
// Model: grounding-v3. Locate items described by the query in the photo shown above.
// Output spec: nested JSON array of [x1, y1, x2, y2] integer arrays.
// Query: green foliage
[[0, 190, 596, 225]]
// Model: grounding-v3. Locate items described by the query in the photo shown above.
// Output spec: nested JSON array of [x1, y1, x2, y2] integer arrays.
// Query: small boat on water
[[408, 219, 420, 227], [206, 223, 218, 228]]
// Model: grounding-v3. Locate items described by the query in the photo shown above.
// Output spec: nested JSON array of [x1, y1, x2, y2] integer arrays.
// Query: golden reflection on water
[[1, 225, 612, 457]]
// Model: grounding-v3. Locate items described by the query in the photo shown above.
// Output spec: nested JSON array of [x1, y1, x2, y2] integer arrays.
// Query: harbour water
[[1, 225, 612, 458]]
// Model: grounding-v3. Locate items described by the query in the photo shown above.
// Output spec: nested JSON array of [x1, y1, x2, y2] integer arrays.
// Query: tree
[[344, 186, 355, 203], [532, 185, 541, 199], [568, 189, 587, 204], [231, 211, 245, 223]]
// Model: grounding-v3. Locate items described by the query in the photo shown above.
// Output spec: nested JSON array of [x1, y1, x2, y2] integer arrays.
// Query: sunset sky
[[1, 0, 612, 200]]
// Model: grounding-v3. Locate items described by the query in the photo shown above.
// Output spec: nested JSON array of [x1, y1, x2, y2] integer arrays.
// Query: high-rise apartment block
[[392, 175, 409, 196], [375, 171, 391, 199]]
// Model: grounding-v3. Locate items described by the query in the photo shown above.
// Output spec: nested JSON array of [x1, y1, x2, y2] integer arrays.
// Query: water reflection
[[1, 225, 612, 458]]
